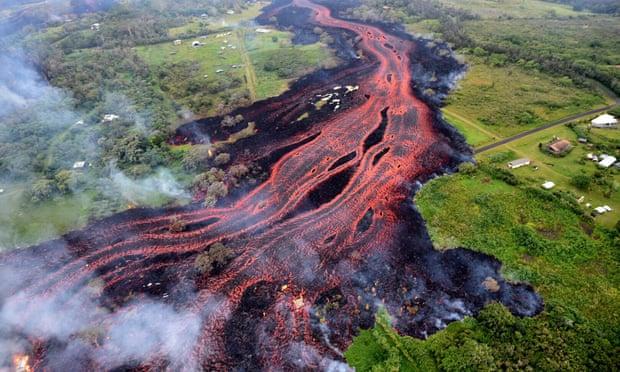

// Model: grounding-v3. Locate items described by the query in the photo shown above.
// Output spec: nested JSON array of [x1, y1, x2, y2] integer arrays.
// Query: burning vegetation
[[0, 0, 542, 370]]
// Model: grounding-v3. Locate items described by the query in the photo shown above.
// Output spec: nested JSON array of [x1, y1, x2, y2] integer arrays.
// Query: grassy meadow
[[443, 55, 609, 142], [478, 123, 619, 227]]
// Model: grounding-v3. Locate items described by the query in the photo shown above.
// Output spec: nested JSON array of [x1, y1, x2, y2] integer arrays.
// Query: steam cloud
[[110, 168, 190, 205]]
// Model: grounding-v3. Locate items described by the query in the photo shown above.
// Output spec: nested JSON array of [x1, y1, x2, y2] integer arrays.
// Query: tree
[[30, 179, 56, 202], [571, 174, 592, 191], [194, 242, 234, 274], [182, 145, 212, 171], [214, 153, 231, 166], [55, 170, 77, 194]]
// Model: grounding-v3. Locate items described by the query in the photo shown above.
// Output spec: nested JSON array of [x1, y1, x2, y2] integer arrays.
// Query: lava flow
[[0, 0, 543, 370]]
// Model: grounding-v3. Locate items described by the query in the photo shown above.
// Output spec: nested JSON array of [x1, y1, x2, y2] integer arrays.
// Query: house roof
[[508, 158, 530, 166], [542, 181, 556, 189], [549, 139, 571, 153], [592, 114, 617, 125], [598, 156, 617, 168]]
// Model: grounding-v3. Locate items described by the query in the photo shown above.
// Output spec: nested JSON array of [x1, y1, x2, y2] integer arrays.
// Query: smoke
[[94, 301, 201, 370], [110, 168, 190, 205], [0, 243, 203, 369]]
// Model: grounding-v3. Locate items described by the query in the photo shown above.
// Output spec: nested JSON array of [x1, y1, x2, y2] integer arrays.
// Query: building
[[192, 41, 202, 47], [507, 158, 531, 169], [548, 139, 572, 155], [542, 181, 556, 190], [103, 114, 119, 122], [72, 161, 87, 170], [173, 39, 182, 46], [226, 9, 235, 15], [91, 23, 100, 31], [598, 155, 617, 169], [591, 114, 617, 129], [593, 206, 612, 215], [578, 137, 588, 144]]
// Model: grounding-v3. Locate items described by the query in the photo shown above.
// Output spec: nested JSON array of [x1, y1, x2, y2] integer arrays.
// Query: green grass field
[[439, 0, 586, 18], [137, 27, 336, 114], [0, 186, 92, 248], [478, 124, 619, 227], [443, 56, 609, 140]]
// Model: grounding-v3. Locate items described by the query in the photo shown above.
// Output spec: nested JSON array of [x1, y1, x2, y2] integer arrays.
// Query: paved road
[[475, 103, 619, 154]]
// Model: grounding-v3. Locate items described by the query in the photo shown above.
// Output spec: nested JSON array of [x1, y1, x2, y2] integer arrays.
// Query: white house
[[72, 161, 87, 170], [542, 181, 556, 190], [507, 158, 531, 169], [591, 114, 617, 129], [103, 114, 119, 122], [598, 155, 617, 169]]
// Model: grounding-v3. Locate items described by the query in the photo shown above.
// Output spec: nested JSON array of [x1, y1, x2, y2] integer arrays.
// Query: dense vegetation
[[544, 0, 620, 14], [347, 165, 619, 370], [345, 0, 620, 96]]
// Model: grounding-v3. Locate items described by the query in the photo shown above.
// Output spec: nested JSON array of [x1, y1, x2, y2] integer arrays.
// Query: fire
[[12, 354, 33, 372]]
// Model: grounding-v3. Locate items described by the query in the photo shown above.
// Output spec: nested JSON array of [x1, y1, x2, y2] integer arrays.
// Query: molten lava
[[12, 354, 33, 372], [0, 0, 542, 370]]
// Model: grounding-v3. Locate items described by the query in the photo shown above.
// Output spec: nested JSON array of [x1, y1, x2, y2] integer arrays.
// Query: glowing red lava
[[0, 1, 541, 370]]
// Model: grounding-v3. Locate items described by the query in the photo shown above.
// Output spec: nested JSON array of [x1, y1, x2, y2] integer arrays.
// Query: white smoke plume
[[110, 168, 190, 205]]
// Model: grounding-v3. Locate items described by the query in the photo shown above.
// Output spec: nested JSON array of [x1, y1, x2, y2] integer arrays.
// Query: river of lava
[[0, 0, 542, 370]]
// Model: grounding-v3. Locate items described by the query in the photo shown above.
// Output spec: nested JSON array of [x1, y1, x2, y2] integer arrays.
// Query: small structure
[[216, 69, 224, 73], [548, 139, 572, 155], [578, 137, 588, 144], [192, 41, 202, 47], [75, 120, 84, 126], [200, 13, 208, 18], [507, 158, 531, 169], [598, 155, 617, 169], [102, 114, 119, 122], [593, 206, 612, 215], [72, 161, 87, 170], [256, 28, 271, 33], [542, 181, 556, 190], [173, 39, 182, 46], [226, 9, 235, 15], [0, 188, 4, 194], [591, 114, 617, 129], [90, 23, 100, 31]]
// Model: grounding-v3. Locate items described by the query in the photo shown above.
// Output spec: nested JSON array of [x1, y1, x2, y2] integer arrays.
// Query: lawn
[[438, 0, 586, 19], [168, 3, 266, 37], [346, 166, 620, 370], [479, 124, 620, 227], [0, 186, 93, 249], [443, 55, 609, 139], [137, 27, 337, 114]]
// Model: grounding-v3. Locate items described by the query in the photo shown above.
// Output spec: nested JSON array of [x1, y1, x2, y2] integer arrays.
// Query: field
[[443, 56, 610, 143], [479, 123, 620, 227], [0, 186, 92, 248], [438, 0, 585, 18], [346, 167, 620, 370], [137, 28, 337, 116]]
